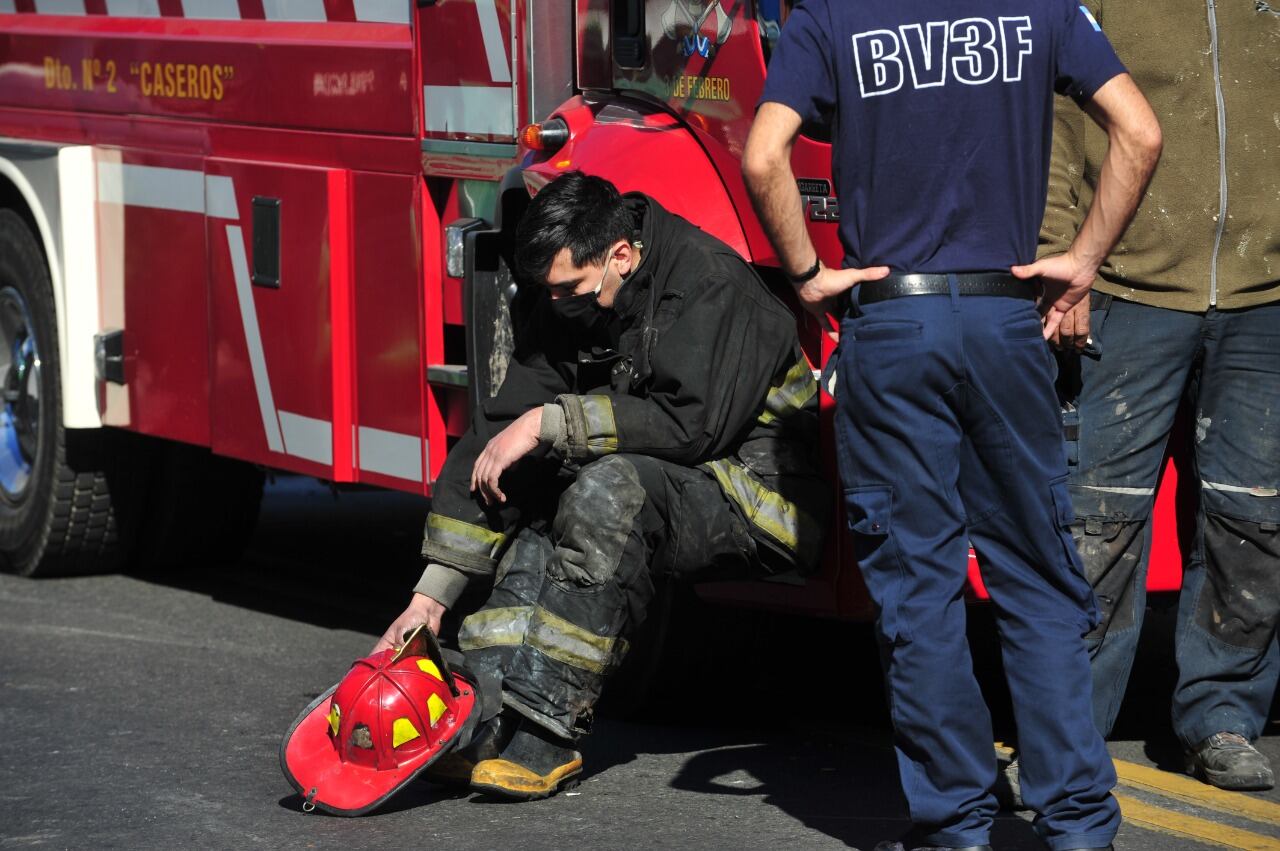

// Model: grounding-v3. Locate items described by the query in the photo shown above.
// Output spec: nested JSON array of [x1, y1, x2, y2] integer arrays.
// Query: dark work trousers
[[1064, 295, 1280, 746], [832, 279, 1120, 851], [457, 453, 759, 741]]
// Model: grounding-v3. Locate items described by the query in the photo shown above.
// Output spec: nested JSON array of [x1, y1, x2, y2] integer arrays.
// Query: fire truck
[[0, 0, 1188, 616]]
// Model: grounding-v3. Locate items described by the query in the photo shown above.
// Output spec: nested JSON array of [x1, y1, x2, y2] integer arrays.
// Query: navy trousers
[[833, 279, 1120, 850], [1064, 295, 1280, 746]]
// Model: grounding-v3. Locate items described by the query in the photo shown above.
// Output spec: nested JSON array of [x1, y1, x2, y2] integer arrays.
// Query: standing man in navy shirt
[[744, 2, 1161, 850]]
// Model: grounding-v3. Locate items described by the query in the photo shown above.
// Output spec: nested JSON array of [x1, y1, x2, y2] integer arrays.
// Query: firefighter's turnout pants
[[457, 453, 760, 741], [831, 279, 1121, 851]]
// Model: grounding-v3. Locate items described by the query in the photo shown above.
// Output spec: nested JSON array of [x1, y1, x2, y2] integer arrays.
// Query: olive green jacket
[[1039, 0, 1280, 311]]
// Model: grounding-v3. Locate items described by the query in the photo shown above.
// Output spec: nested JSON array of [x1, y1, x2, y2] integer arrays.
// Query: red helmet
[[280, 625, 480, 816]]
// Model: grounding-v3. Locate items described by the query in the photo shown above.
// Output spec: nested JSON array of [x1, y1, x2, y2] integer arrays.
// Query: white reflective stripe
[[104, 0, 160, 16], [458, 606, 533, 650], [474, 0, 511, 83], [279, 411, 332, 464], [1077, 484, 1156, 496], [34, 0, 85, 13], [0, 0, 17, 12], [423, 86, 513, 136], [98, 164, 204, 214], [55, 146, 103, 428], [225, 225, 285, 454], [353, 0, 408, 24], [180, 0, 241, 19], [357, 425, 423, 482], [204, 174, 238, 219], [1201, 480, 1278, 497], [261, 0, 327, 22]]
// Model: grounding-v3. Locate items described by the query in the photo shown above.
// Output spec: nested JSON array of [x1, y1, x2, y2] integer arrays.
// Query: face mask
[[550, 262, 612, 338]]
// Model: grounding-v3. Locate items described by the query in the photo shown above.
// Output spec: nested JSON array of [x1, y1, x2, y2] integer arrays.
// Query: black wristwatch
[[789, 257, 822, 285]]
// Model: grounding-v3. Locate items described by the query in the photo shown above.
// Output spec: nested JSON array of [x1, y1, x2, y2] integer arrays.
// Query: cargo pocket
[[1049, 475, 1098, 630], [844, 485, 911, 645]]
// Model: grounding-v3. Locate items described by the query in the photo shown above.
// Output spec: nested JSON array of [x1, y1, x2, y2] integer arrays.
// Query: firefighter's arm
[[543, 280, 773, 465], [742, 102, 888, 327], [412, 431, 510, 610], [372, 593, 446, 650], [413, 343, 573, 602], [466, 330, 574, 504], [471, 406, 543, 506]]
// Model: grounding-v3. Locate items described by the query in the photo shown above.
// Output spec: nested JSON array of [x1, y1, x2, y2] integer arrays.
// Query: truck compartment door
[[205, 160, 429, 488]]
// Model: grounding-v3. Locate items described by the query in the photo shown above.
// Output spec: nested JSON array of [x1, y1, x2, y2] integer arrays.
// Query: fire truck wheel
[[133, 441, 265, 571], [0, 209, 150, 577]]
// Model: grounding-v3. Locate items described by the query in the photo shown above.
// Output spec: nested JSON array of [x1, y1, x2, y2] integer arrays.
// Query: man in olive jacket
[[374, 171, 826, 799], [1041, 0, 1278, 791]]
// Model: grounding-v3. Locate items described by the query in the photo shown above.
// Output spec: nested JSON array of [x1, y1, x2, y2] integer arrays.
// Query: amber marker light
[[518, 117, 570, 153]]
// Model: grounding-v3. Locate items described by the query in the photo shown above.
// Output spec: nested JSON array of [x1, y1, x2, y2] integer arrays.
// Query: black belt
[[856, 273, 1035, 305]]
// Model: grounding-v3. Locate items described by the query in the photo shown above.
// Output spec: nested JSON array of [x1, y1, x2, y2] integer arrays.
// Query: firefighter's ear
[[613, 239, 638, 278]]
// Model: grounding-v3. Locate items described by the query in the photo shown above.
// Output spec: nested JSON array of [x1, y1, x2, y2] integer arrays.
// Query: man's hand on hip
[[1011, 251, 1096, 342], [797, 263, 891, 333], [1050, 297, 1091, 351], [372, 593, 447, 653]]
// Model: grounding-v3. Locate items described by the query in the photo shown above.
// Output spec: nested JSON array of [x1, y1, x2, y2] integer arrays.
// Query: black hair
[[514, 172, 634, 283]]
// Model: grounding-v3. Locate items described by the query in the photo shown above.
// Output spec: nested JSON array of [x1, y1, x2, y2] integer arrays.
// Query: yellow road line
[[1113, 758, 1280, 828], [1115, 793, 1280, 850]]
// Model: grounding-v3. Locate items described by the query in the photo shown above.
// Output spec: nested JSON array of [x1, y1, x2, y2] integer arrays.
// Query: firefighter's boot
[[423, 711, 517, 788], [470, 719, 583, 800]]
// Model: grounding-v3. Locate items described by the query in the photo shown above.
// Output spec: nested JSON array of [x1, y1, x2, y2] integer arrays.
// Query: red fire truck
[[0, 0, 1188, 615]]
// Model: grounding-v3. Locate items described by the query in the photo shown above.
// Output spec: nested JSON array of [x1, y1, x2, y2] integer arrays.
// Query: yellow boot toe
[[469, 755, 583, 800]]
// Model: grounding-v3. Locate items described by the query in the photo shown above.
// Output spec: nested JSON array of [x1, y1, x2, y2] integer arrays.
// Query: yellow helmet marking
[[427, 693, 447, 727], [392, 717, 422, 748], [326, 703, 341, 737], [416, 659, 442, 680]]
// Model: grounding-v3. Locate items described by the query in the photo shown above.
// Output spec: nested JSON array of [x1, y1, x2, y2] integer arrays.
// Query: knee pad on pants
[[1193, 512, 1280, 651]]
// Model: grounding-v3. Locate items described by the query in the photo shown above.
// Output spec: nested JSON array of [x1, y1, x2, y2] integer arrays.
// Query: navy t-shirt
[[761, 0, 1125, 274]]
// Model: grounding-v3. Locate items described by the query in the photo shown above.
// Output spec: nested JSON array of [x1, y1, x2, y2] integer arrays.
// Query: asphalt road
[[2, 477, 1277, 850]]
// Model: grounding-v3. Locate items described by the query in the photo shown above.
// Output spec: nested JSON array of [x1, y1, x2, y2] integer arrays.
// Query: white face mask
[[590, 259, 608, 296]]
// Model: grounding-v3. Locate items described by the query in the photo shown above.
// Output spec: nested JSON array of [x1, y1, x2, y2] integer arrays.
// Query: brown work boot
[[1185, 732, 1275, 791], [423, 711, 516, 788], [470, 720, 583, 800]]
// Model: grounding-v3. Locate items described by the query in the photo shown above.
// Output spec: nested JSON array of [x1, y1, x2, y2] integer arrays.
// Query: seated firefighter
[[375, 172, 827, 799]]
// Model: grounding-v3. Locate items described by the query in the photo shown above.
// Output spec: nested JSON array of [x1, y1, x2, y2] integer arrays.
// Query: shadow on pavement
[[126, 476, 431, 638]]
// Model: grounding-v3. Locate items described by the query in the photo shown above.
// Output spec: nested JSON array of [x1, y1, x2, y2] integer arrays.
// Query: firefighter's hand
[[1048, 298, 1091, 351], [472, 407, 542, 505], [372, 593, 446, 653], [1011, 252, 1096, 342], [795, 263, 891, 335]]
